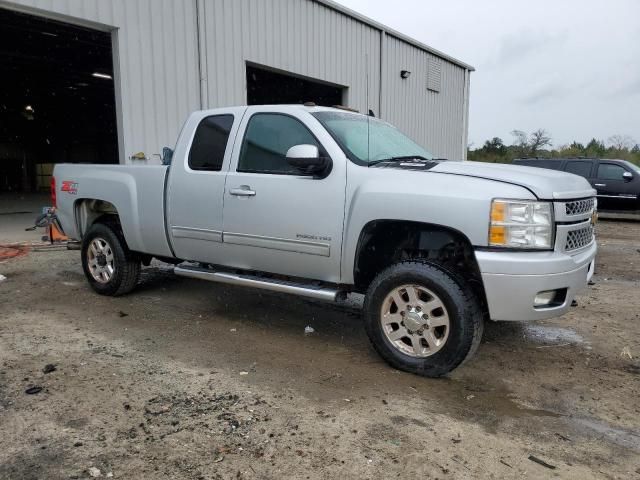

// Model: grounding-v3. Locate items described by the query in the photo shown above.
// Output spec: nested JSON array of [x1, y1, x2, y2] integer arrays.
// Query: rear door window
[[597, 163, 627, 181], [188, 115, 235, 171], [564, 161, 593, 178]]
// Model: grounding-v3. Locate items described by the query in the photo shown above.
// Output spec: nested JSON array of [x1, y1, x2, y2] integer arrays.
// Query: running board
[[174, 265, 344, 302]]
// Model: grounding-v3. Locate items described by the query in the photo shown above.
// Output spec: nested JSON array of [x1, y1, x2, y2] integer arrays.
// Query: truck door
[[221, 107, 346, 283], [594, 161, 637, 203], [166, 107, 246, 263]]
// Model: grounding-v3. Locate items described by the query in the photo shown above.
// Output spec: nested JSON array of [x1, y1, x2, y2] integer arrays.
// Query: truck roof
[[196, 104, 369, 117]]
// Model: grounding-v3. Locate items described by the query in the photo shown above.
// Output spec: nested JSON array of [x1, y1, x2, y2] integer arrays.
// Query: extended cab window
[[597, 163, 626, 181], [565, 161, 592, 178], [188, 115, 234, 171], [238, 113, 320, 174]]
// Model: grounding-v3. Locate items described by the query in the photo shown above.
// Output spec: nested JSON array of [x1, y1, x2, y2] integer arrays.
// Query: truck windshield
[[312, 111, 435, 165], [624, 161, 640, 174]]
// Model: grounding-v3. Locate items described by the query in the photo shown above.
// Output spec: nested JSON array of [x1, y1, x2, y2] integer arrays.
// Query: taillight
[[51, 176, 57, 208]]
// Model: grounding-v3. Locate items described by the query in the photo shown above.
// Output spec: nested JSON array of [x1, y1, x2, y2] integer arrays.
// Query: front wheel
[[363, 261, 483, 377], [81, 222, 140, 296]]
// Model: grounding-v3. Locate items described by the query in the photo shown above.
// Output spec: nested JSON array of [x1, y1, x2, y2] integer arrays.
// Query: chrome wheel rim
[[380, 284, 450, 358], [86, 237, 115, 283]]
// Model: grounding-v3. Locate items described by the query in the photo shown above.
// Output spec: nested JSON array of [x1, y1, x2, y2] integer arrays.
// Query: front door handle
[[594, 183, 606, 187], [229, 186, 256, 197]]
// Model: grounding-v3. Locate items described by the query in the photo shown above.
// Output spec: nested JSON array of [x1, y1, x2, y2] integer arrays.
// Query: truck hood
[[430, 161, 596, 200]]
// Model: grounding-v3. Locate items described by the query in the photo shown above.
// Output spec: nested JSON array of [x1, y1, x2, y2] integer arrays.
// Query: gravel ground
[[0, 220, 639, 479]]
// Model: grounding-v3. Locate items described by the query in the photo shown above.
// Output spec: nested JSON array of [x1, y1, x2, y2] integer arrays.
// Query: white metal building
[[0, 0, 473, 193]]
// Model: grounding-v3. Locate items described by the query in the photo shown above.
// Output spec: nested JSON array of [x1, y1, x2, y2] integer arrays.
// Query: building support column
[[461, 68, 470, 160], [195, 0, 208, 110], [378, 30, 386, 118]]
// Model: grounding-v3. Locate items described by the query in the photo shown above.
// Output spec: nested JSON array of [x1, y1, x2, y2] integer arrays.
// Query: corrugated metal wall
[[2, 0, 470, 162], [382, 34, 468, 159], [3, 0, 201, 164], [201, 0, 381, 115]]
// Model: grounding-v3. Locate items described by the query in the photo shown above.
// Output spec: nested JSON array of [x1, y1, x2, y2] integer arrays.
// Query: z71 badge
[[61, 180, 78, 194]]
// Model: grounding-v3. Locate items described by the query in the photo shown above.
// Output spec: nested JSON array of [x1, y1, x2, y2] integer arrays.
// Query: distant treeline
[[468, 129, 640, 165]]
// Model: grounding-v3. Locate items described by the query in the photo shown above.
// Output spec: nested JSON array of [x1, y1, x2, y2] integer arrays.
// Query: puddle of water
[[449, 379, 560, 419], [524, 325, 584, 345], [569, 417, 640, 451], [456, 387, 640, 450], [506, 398, 562, 418]]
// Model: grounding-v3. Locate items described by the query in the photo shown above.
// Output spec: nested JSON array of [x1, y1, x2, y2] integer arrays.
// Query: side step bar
[[66, 241, 82, 251], [174, 265, 344, 302]]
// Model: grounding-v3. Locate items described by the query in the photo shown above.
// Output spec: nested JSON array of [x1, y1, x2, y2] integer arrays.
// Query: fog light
[[533, 288, 568, 309], [534, 290, 557, 307]]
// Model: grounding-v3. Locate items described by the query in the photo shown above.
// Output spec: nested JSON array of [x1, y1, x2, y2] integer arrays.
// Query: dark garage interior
[[246, 64, 345, 107], [0, 8, 118, 193]]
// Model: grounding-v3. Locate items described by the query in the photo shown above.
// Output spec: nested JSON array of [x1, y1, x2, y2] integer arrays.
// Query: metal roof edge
[[314, 0, 475, 71]]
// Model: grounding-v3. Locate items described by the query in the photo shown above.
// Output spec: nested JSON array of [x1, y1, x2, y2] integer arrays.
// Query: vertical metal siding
[[382, 34, 467, 160], [202, 0, 381, 115], [4, 0, 201, 164], [3, 0, 468, 162]]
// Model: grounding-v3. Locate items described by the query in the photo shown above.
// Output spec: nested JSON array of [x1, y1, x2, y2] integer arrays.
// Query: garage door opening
[[246, 65, 345, 107], [0, 8, 118, 194]]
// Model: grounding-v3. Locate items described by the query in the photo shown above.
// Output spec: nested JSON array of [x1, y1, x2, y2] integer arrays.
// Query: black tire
[[81, 221, 140, 296], [363, 260, 483, 377]]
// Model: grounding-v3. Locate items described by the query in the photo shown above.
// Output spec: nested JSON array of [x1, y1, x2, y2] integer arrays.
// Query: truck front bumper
[[475, 242, 596, 321]]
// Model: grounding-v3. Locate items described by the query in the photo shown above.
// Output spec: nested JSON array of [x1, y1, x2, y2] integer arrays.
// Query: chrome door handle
[[594, 183, 606, 187], [229, 186, 256, 197]]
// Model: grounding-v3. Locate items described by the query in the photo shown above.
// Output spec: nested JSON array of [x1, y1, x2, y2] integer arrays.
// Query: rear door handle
[[594, 183, 606, 187], [229, 186, 256, 197]]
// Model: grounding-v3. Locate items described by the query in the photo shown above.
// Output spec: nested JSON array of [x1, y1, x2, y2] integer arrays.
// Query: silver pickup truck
[[53, 105, 597, 377]]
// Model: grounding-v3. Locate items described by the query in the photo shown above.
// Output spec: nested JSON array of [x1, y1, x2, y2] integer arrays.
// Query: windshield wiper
[[368, 155, 430, 167]]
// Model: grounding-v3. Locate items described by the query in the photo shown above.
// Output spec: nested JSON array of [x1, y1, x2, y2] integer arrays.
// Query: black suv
[[513, 157, 640, 210]]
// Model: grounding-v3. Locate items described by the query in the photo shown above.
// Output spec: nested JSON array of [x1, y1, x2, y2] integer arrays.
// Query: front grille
[[565, 225, 594, 251], [565, 198, 595, 216]]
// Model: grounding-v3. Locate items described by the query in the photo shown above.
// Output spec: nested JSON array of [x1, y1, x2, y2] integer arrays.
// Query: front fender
[[340, 166, 534, 284]]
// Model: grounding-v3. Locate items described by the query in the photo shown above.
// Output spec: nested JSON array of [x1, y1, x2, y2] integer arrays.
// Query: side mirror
[[623, 171, 633, 182], [286, 144, 331, 177], [162, 147, 174, 166]]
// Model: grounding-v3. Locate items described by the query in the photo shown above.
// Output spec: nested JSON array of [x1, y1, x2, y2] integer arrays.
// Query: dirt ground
[[0, 220, 639, 479]]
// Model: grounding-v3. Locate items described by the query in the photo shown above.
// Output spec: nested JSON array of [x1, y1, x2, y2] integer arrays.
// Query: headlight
[[489, 199, 554, 249]]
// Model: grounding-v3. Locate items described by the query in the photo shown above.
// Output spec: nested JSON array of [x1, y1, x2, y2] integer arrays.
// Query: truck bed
[[54, 164, 173, 258]]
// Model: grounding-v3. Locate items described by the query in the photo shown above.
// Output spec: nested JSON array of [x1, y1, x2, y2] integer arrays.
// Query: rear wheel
[[363, 260, 483, 377], [81, 221, 140, 296]]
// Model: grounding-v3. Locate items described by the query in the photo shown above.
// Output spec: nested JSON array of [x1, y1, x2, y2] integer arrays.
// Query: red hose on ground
[[0, 244, 30, 261]]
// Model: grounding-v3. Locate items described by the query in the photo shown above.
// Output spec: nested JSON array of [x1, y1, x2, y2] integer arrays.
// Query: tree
[[510, 129, 552, 156], [607, 134, 636, 151], [482, 137, 506, 155], [511, 130, 528, 147], [529, 129, 552, 155], [510, 130, 529, 157], [585, 138, 606, 157], [556, 141, 585, 158], [468, 133, 640, 166]]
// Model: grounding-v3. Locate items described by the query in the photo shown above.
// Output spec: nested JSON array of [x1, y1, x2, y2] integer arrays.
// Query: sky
[[335, 0, 640, 149]]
